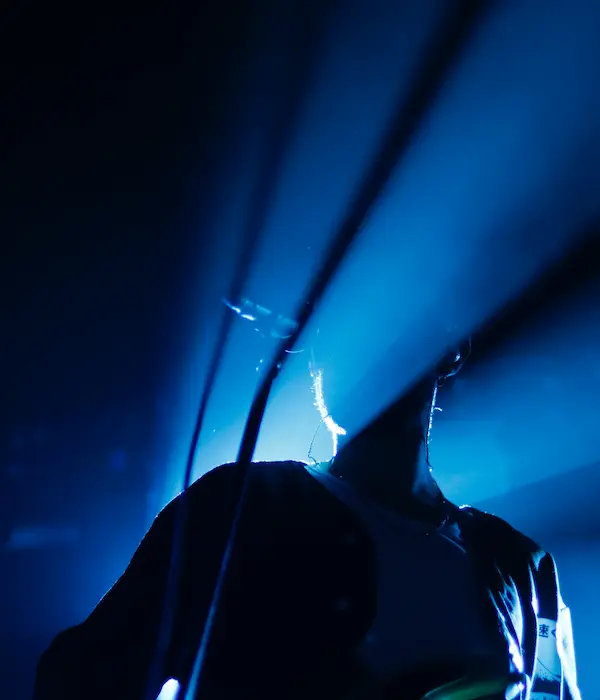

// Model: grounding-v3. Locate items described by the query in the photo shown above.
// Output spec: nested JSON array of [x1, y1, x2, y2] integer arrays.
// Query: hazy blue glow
[[162, 0, 600, 566], [5, 526, 79, 550]]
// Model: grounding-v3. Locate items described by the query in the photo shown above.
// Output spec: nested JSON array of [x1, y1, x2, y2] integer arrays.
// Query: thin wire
[[307, 419, 324, 465], [142, 8, 325, 698], [141, 6, 341, 700], [184, 3, 491, 698]]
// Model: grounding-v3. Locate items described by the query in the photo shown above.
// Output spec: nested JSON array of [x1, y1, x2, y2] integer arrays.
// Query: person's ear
[[436, 338, 471, 384]]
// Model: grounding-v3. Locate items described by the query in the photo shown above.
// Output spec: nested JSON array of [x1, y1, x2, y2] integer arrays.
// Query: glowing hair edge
[[311, 368, 347, 457]]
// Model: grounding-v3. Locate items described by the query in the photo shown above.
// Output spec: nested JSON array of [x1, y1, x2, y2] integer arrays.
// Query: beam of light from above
[[241, 1, 450, 318], [160, 2, 600, 509], [258, 1, 600, 456], [182, 3, 488, 476]]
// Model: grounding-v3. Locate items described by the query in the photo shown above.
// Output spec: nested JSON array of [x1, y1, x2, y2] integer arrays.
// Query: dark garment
[[33, 461, 579, 700]]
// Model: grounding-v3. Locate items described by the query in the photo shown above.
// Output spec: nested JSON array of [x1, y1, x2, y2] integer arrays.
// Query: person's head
[[314, 342, 470, 505], [312, 340, 469, 468]]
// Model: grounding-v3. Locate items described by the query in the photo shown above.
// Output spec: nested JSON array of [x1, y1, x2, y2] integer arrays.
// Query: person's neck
[[327, 431, 445, 523]]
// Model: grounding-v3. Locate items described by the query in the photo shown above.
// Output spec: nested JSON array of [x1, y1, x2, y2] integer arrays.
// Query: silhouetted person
[[33, 352, 580, 700]]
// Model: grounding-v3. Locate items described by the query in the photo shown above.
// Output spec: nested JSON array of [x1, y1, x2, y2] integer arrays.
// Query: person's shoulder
[[456, 504, 544, 561], [147, 461, 311, 538], [169, 459, 311, 507], [193, 459, 309, 486], [458, 505, 566, 593]]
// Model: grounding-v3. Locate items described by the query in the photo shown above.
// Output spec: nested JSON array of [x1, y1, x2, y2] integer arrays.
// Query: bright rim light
[[312, 368, 347, 457], [156, 678, 180, 700]]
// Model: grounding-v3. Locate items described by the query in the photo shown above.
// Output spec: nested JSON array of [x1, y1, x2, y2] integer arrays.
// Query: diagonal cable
[[184, 2, 493, 699]]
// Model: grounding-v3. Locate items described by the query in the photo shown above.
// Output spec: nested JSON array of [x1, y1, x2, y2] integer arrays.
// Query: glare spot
[[156, 678, 180, 700]]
